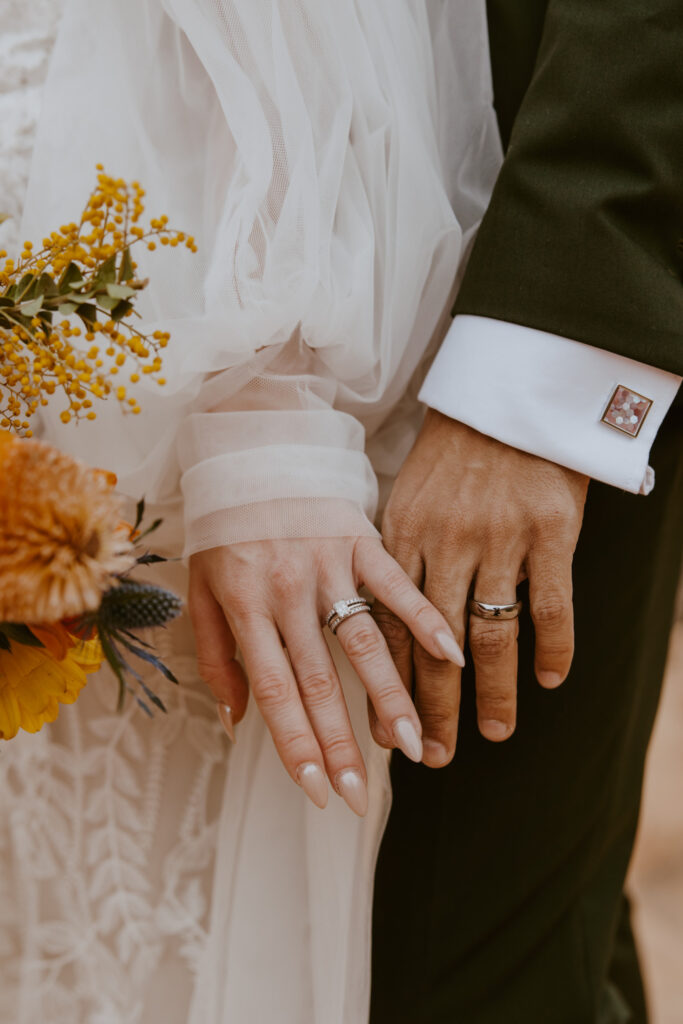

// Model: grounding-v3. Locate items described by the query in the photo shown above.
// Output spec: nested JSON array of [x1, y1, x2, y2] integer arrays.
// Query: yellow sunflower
[[0, 628, 103, 739]]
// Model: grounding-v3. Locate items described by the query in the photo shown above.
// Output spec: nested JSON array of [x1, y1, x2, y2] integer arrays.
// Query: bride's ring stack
[[325, 598, 373, 635]]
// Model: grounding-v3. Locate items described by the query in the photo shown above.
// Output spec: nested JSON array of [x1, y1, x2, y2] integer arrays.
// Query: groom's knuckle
[[470, 623, 514, 661], [384, 504, 419, 543], [478, 689, 513, 713], [533, 502, 571, 537], [421, 705, 455, 733], [428, 506, 458, 540], [532, 594, 570, 628]]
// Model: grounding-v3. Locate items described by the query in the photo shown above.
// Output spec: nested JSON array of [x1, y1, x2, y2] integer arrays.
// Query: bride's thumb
[[189, 578, 249, 742]]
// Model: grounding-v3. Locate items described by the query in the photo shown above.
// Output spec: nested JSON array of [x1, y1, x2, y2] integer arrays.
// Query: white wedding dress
[[0, 2, 502, 1021]]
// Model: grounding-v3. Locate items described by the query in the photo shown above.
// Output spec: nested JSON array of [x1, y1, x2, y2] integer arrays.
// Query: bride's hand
[[189, 537, 464, 815]]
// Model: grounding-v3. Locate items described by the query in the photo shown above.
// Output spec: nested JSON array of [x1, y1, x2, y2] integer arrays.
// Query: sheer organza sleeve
[[177, 349, 381, 551], [21, 0, 502, 553]]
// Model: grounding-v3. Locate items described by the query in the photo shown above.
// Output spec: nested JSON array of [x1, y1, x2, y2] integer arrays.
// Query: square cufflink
[[601, 385, 653, 438]]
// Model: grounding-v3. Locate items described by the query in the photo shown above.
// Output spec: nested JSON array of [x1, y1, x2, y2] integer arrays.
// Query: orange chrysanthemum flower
[[0, 630, 103, 739], [0, 434, 134, 623]]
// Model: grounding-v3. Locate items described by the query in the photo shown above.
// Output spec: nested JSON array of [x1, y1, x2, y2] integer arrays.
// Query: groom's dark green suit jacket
[[458, 0, 683, 387]]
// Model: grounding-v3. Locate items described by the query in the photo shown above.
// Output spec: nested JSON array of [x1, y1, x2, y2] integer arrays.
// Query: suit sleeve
[[454, 0, 683, 378]]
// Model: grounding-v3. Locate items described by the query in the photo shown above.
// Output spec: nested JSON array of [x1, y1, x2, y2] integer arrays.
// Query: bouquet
[[0, 170, 193, 740]]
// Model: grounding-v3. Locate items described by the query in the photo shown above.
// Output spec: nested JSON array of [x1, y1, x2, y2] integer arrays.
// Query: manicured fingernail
[[435, 631, 466, 668], [422, 739, 451, 767], [538, 670, 563, 688], [217, 703, 236, 742], [480, 719, 512, 742], [335, 769, 368, 817], [393, 717, 423, 763], [296, 763, 328, 809]]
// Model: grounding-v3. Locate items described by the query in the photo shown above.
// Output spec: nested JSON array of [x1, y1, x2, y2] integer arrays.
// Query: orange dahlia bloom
[[0, 434, 134, 622], [0, 630, 103, 739]]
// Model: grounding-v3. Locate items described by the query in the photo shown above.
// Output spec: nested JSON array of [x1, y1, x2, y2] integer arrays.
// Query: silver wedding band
[[325, 597, 372, 635], [468, 599, 523, 621]]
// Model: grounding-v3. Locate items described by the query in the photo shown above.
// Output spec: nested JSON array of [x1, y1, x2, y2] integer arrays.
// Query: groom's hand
[[371, 410, 589, 767]]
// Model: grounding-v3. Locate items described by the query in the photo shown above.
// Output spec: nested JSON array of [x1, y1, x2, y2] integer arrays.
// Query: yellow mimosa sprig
[[0, 167, 196, 435]]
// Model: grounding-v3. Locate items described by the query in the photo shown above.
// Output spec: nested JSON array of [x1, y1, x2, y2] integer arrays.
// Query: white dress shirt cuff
[[419, 315, 682, 494]]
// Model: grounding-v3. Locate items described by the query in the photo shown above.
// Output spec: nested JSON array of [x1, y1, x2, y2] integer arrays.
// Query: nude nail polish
[[393, 717, 423, 763], [335, 769, 369, 817], [217, 703, 236, 742], [435, 631, 466, 668], [296, 763, 328, 809]]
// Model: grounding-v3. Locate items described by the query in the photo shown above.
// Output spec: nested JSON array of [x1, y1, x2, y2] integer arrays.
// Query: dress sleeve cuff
[[419, 315, 682, 494], [178, 409, 379, 553]]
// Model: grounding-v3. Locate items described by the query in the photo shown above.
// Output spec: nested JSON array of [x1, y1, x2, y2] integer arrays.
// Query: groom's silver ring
[[468, 599, 523, 621], [325, 598, 372, 635]]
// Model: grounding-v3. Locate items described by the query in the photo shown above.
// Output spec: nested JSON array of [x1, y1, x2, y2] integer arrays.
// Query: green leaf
[[135, 552, 167, 565], [37, 272, 58, 297], [96, 294, 119, 311], [98, 629, 128, 712], [136, 517, 163, 541], [20, 296, 44, 317], [58, 261, 86, 294], [133, 497, 146, 532], [135, 696, 155, 718], [76, 303, 98, 328], [111, 299, 133, 322], [93, 253, 117, 287], [16, 272, 38, 302], [0, 623, 45, 648], [119, 246, 134, 283], [57, 302, 78, 316], [106, 283, 136, 300]]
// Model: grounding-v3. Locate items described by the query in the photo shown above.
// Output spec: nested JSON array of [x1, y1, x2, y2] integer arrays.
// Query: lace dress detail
[[0, 563, 230, 1023]]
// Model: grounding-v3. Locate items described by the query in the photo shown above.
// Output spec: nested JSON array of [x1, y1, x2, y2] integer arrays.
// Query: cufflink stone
[[601, 385, 652, 438]]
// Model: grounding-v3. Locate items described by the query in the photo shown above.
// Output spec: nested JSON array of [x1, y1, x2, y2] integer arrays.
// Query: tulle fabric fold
[[22, 0, 502, 548]]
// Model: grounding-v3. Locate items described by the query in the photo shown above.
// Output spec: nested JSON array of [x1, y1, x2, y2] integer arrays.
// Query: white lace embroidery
[[0, 617, 229, 1024]]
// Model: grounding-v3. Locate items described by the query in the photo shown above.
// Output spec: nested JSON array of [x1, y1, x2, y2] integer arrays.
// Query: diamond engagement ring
[[468, 599, 523, 621], [325, 597, 372, 635]]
